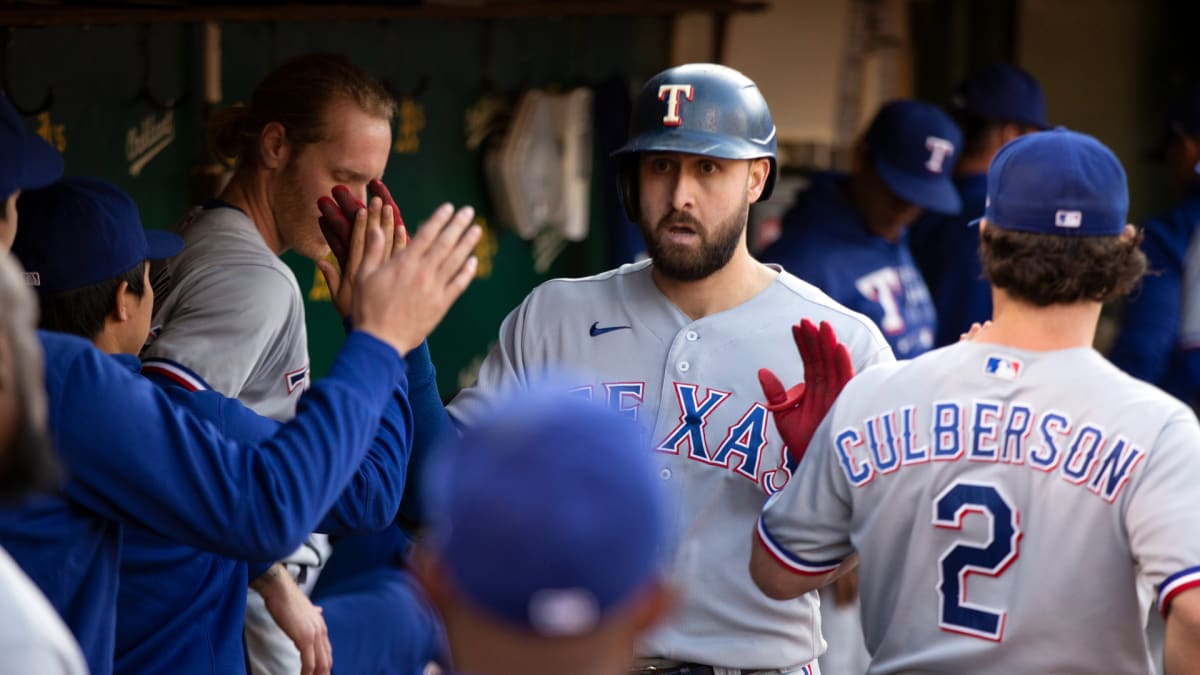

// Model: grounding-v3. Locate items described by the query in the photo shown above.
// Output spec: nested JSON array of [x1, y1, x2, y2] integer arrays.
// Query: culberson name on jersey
[[833, 399, 1145, 502]]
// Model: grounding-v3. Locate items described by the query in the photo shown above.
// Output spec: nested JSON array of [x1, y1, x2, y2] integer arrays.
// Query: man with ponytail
[[143, 53, 453, 675]]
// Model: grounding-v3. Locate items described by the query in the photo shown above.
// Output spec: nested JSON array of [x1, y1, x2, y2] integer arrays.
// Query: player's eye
[[698, 160, 719, 175], [649, 157, 674, 173]]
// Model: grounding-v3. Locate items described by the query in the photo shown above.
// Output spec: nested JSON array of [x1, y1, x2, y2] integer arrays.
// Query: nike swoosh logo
[[590, 321, 632, 337]]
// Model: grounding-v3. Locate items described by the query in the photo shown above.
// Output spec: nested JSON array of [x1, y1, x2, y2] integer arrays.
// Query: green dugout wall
[[6, 16, 670, 398]]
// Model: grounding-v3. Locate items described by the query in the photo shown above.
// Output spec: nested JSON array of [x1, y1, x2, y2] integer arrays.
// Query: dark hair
[[37, 261, 147, 340], [954, 111, 1040, 157], [979, 225, 1147, 306], [209, 52, 396, 167]]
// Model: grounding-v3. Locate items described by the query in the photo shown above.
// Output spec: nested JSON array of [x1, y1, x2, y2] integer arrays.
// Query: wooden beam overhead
[[0, 1, 770, 28]]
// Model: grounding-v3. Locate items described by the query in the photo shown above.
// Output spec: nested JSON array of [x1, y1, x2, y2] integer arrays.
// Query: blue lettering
[[836, 428, 873, 486], [866, 415, 900, 473], [1062, 425, 1104, 483], [999, 405, 1032, 464], [933, 402, 963, 461], [712, 404, 768, 480], [1029, 412, 1069, 471], [1088, 437, 1145, 501], [604, 383, 644, 421], [900, 405, 928, 464], [655, 384, 729, 457], [969, 401, 1002, 461]]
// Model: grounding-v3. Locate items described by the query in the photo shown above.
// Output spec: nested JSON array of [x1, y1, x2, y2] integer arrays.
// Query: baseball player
[[9, 176, 451, 675], [909, 64, 1050, 347], [0, 173, 478, 675], [413, 383, 671, 675], [752, 129, 1200, 673], [759, 99, 963, 359], [0, 250, 87, 675], [142, 53, 454, 674], [449, 63, 894, 674], [1110, 84, 1200, 407]]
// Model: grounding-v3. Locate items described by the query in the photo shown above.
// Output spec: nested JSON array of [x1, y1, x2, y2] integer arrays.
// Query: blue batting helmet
[[612, 63, 778, 221]]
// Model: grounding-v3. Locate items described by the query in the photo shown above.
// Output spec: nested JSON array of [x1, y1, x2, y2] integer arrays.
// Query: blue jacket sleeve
[[1109, 218, 1185, 382], [315, 373, 414, 535], [395, 340, 455, 528], [147, 356, 415, 537], [43, 330, 403, 562]]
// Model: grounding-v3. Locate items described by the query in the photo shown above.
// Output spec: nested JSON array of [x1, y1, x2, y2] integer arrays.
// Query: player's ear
[[746, 158, 771, 202], [1120, 223, 1137, 242], [258, 121, 290, 171], [112, 280, 131, 322]]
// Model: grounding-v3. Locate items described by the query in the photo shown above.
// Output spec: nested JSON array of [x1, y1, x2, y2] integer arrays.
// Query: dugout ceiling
[[2, 1, 765, 396]]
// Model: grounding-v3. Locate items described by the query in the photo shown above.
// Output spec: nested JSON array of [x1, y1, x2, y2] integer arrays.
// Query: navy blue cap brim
[[145, 229, 184, 260], [873, 157, 963, 215], [14, 132, 64, 194]]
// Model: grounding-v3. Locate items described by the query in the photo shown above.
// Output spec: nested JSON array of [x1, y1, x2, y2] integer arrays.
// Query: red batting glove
[[317, 185, 364, 269], [367, 178, 408, 248], [758, 319, 855, 464]]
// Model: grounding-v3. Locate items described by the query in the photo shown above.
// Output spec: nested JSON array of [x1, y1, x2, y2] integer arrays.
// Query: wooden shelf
[[0, 1, 770, 27]]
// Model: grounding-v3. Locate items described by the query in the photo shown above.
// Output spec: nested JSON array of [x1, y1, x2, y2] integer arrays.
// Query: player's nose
[[670, 172, 698, 211]]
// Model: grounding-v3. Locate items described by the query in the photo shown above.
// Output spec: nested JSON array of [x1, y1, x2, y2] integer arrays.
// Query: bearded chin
[[641, 207, 747, 282]]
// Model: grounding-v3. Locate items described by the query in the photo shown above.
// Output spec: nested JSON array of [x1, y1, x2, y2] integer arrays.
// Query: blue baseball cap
[[423, 384, 666, 637], [951, 63, 1050, 129], [864, 100, 963, 215], [0, 94, 64, 199], [981, 128, 1128, 237], [12, 177, 183, 293]]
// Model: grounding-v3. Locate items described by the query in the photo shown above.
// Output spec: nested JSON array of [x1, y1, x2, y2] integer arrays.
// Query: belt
[[631, 660, 816, 675]]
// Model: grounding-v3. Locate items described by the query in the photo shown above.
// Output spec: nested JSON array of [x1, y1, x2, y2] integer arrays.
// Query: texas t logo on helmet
[[658, 84, 694, 126]]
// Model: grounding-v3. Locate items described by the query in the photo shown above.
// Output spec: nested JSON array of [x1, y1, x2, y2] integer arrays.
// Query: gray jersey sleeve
[[758, 366, 896, 571], [144, 263, 306, 420], [1124, 408, 1200, 612]]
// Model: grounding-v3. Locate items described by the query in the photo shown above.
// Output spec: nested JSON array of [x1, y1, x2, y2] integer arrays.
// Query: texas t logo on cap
[[658, 84, 694, 127], [925, 136, 955, 174]]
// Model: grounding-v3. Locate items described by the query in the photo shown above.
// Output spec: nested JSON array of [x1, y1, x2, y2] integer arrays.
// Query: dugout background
[[3, 0, 1195, 397]]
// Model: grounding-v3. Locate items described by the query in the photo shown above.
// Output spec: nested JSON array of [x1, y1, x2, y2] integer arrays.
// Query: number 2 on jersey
[[932, 481, 1021, 641]]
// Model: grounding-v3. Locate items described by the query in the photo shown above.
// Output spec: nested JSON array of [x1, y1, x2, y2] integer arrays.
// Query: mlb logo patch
[[984, 355, 1022, 381], [1055, 210, 1082, 228]]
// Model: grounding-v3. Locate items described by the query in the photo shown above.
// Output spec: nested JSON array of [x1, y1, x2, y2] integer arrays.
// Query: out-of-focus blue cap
[[423, 383, 666, 637], [13, 177, 183, 292], [0, 93, 63, 199], [864, 99, 964, 215], [951, 63, 1050, 129]]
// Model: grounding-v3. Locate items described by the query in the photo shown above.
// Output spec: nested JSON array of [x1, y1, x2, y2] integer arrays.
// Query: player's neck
[[218, 171, 286, 255], [975, 291, 1100, 350], [955, 152, 992, 176], [651, 247, 777, 320]]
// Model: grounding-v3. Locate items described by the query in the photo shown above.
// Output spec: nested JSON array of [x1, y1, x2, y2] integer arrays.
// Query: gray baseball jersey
[[143, 205, 309, 422], [449, 259, 894, 670], [141, 204, 320, 675], [760, 340, 1200, 674]]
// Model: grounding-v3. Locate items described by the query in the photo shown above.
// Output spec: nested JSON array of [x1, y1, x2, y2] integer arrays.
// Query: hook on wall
[[1, 29, 54, 116], [134, 24, 190, 111]]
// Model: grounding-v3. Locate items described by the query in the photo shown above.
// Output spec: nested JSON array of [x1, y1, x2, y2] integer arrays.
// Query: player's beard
[[274, 163, 328, 260], [641, 199, 747, 282]]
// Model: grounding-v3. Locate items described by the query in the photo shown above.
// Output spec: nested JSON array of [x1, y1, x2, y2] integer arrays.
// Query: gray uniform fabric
[[449, 259, 893, 670], [761, 340, 1200, 674], [145, 205, 309, 421], [0, 545, 88, 675], [144, 205, 320, 675]]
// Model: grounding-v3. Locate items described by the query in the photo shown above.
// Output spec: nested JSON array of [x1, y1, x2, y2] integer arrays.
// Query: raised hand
[[352, 203, 481, 356], [758, 319, 854, 464]]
